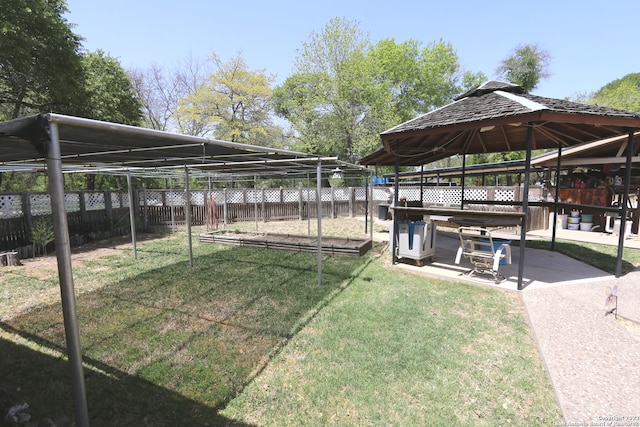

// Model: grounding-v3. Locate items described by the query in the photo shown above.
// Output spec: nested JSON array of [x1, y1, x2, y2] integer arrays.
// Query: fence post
[[223, 188, 228, 226], [104, 190, 113, 229], [298, 186, 304, 220], [22, 192, 33, 250], [261, 188, 266, 222], [78, 191, 88, 235], [348, 187, 354, 217]]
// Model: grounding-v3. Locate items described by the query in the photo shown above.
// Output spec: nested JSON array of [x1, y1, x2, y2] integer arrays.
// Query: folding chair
[[454, 226, 511, 283]]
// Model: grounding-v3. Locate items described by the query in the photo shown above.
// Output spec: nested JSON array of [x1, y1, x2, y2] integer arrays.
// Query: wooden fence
[[0, 185, 546, 258]]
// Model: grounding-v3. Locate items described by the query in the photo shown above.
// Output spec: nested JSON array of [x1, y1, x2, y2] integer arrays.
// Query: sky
[[64, 0, 639, 100]]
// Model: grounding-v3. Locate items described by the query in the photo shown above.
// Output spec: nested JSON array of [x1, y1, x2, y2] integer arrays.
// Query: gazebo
[[361, 81, 640, 289]]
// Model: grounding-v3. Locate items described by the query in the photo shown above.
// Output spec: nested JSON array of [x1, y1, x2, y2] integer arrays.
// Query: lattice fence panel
[[30, 194, 52, 215], [84, 192, 105, 211], [110, 192, 121, 208], [398, 187, 421, 201], [190, 191, 204, 205], [464, 188, 488, 201], [263, 189, 281, 203], [207, 190, 225, 203], [495, 189, 515, 202], [65, 193, 80, 212], [354, 187, 368, 201], [166, 191, 185, 206], [320, 188, 334, 202], [283, 189, 299, 202], [0, 194, 23, 218], [332, 188, 351, 201], [144, 191, 163, 207], [226, 190, 245, 204]]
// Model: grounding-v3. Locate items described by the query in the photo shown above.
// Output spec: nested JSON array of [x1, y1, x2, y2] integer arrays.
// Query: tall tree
[[78, 50, 143, 126], [177, 52, 281, 145], [496, 44, 551, 92], [130, 55, 212, 134], [274, 18, 474, 162], [589, 73, 640, 113], [0, 0, 84, 119]]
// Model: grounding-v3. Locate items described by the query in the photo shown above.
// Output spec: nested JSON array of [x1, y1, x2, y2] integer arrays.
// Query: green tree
[[496, 44, 551, 92], [78, 50, 143, 125], [274, 18, 475, 163], [590, 73, 640, 113], [177, 52, 282, 145], [0, 0, 84, 119]]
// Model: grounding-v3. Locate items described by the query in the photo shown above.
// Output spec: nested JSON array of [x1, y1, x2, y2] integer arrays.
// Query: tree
[[177, 52, 282, 145], [130, 55, 212, 134], [496, 44, 551, 92], [274, 18, 475, 162], [589, 73, 640, 113], [77, 50, 143, 126], [0, 0, 84, 119]]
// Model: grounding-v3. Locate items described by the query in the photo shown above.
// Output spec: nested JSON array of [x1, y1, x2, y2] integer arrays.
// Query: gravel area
[[522, 270, 640, 424]]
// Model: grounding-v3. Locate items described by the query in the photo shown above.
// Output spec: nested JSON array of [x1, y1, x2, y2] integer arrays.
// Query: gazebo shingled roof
[[361, 81, 640, 166]]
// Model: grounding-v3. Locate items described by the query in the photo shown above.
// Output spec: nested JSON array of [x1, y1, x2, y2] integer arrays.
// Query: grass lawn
[[1, 219, 563, 425]]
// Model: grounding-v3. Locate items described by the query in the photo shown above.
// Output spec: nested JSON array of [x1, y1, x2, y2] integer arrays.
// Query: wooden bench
[[454, 227, 511, 283]]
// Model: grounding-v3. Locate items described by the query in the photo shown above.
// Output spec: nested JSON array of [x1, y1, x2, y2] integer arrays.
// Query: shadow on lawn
[[1, 244, 369, 426]]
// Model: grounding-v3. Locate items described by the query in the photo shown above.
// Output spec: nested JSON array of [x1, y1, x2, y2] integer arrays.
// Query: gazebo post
[[615, 131, 635, 277], [391, 151, 400, 264], [517, 124, 534, 290], [460, 153, 467, 210], [47, 121, 90, 427], [551, 146, 563, 251]]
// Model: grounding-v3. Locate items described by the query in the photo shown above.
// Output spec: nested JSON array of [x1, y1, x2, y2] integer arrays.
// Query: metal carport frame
[[0, 113, 371, 426]]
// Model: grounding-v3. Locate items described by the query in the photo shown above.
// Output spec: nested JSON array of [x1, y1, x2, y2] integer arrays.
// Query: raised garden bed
[[198, 230, 372, 257]]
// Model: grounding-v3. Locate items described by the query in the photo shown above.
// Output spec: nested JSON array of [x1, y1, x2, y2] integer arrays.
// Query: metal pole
[[185, 166, 193, 268], [317, 161, 323, 286], [47, 121, 90, 427], [126, 173, 137, 259], [616, 131, 635, 277], [392, 152, 400, 264], [460, 154, 466, 210], [169, 178, 175, 233], [551, 146, 562, 250], [517, 124, 534, 290], [254, 175, 259, 232]]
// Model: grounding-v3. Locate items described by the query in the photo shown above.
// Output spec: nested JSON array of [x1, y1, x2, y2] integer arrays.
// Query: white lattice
[[283, 189, 299, 202], [0, 194, 23, 218], [354, 187, 367, 201], [145, 191, 163, 206], [30, 194, 52, 215], [332, 188, 350, 201], [120, 193, 131, 208], [166, 191, 184, 206], [85, 192, 105, 210], [301, 189, 316, 201], [110, 192, 121, 208], [245, 190, 260, 203], [190, 191, 204, 205], [263, 189, 281, 203], [495, 189, 515, 202], [465, 188, 488, 201], [398, 187, 421, 201], [320, 188, 334, 202], [207, 190, 224, 203], [65, 193, 80, 212], [226, 190, 245, 203]]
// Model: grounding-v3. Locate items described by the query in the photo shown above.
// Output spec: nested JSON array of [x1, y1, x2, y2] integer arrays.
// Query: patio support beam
[[185, 166, 193, 268], [47, 121, 90, 427], [517, 124, 534, 290], [551, 146, 563, 251], [391, 151, 400, 264], [615, 130, 635, 277], [317, 160, 323, 286], [126, 172, 137, 259]]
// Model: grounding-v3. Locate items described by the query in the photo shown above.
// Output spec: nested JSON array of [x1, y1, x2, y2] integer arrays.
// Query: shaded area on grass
[[1, 236, 370, 425]]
